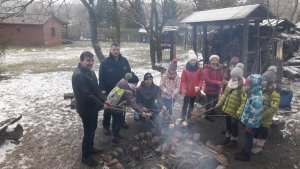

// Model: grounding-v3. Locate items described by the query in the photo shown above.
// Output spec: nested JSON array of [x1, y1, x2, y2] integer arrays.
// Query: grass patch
[[2, 59, 79, 75]]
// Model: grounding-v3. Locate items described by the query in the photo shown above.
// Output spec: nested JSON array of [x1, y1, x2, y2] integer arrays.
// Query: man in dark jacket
[[72, 51, 106, 167], [135, 73, 167, 121], [99, 43, 131, 135]]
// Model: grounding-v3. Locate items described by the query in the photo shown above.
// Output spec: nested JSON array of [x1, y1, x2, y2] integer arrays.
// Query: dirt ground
[[1, 42, 300, 169], [1, 92, 300, 169]]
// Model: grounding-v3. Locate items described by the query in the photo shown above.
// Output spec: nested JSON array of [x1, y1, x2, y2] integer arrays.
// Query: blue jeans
[[244, 128, 253, 153], [79, 111, 98, 159], [134, 103, 160, 122], [162, 97, 175, 115]]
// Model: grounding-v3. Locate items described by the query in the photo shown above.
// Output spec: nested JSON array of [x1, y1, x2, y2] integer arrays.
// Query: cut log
[[64, 93, 74, 100], [0, 124, 23, 141], [0, 115, 22, 135], [283, 67, 300, 80], [0, 115, 23, 143]]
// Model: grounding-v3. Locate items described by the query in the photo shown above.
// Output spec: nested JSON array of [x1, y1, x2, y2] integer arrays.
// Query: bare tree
[[80, 0, 105, 62], [123, 0, 181, 70], [112, 0, 121, 45], [0, 0, 34, 22]]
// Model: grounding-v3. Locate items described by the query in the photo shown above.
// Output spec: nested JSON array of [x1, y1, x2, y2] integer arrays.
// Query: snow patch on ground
[[0, 141, 17, 164]]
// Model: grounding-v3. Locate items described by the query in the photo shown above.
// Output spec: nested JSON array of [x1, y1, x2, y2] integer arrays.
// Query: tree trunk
[[291, 0, 299, 22], [112, 0, 121, 45], [150, 0, 156, 68], [153, 2, 162, 63], [81, 0, 105, 62]]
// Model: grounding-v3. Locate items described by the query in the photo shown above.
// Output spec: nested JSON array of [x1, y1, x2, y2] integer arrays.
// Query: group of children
[[108, 50, 280, 162], [160, 50, 280, 161]]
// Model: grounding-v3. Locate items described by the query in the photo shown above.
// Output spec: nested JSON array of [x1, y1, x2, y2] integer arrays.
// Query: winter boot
[[111, 137, 121, 145], [223, 132, 231, 145], [234, 149, 250, 161], [81, 157, 99, 167], [223, 137, 231, 145], [103, 128, 111, 136], [122, 122, 129, 129], [91, 147, 104, 154], [226, 140, 238, 148], [226, 136, 238, 148], [251, 139, 266, 154]]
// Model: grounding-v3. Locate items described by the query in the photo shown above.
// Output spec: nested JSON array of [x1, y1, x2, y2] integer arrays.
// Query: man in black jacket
[[99, 43, 131, 135], [72, 51, 105, 167]]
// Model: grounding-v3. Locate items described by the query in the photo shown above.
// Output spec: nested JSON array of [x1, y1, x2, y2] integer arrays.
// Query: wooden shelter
[[181, 4, 276, 74]]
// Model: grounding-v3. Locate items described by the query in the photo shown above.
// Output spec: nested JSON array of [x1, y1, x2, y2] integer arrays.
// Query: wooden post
[[192, 24, 197, 52], [242, 20, 249, 75], [203, 25, 208, 64], [252, 20, 261, 73], [170, 31, 176, 60], [275, 39, 284, 82]]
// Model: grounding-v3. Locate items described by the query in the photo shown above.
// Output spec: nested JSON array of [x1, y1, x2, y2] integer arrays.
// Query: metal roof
[[260, 19, 295, 27], [1, 14, 68, 25], [181, 4, 271, 24]]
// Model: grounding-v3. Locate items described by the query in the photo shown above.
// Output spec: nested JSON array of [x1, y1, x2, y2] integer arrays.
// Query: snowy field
[[0, 41, 188, 168], [0, 41, 300, 168]]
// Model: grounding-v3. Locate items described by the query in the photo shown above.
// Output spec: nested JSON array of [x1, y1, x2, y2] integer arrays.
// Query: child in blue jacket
[[235, 74, 264, 161]]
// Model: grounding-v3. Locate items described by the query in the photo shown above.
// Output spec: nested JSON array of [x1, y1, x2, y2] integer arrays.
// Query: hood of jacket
[[248, 74, 263, 94]]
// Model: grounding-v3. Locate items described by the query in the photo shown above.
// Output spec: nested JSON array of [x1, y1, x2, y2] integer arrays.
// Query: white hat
[[236, 63, 244, 70], [209, 55, 219, 62], [188, 50, 197, 61]]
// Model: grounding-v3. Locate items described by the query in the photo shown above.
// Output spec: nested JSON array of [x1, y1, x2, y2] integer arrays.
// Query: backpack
[[107, 86, 126, 106], [276, 84, 293, 109]]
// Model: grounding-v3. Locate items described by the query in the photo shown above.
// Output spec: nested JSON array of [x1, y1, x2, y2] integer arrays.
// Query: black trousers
[[112, 111, 124, 137], [225, 116, 239, 138], [79, 111, 98, 159], [205, 94, 219, 115], [103, 109, 126, 130], [253, 126, 269, 140], [181, 96, 196, 120]]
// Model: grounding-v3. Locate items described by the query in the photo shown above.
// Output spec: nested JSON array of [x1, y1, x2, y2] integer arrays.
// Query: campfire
[[101, 119, 229, 169]]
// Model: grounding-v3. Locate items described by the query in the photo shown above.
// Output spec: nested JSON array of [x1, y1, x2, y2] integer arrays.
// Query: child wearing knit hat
[[216, 65, 247, 148], [223, 57, 240, 93], [179, 51, 203, 125], [160, 59, 181, 123], [251, 66, 280, 154]]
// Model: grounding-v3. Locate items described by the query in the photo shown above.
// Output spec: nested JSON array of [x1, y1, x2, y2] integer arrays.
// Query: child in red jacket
[[180, 50, 203, 125]]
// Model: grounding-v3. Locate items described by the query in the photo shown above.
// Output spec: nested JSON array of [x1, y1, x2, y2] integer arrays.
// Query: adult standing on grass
[[99, 43, 131, 136], [72, 51, 106, 167]]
